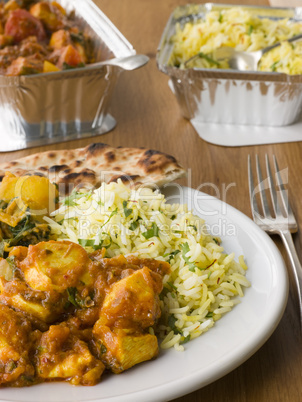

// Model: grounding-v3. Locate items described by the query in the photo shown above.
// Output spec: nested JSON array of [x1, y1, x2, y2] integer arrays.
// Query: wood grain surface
[[1, 0, 302, 400]]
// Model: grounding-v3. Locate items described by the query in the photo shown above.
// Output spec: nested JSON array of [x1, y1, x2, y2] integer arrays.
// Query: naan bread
[[0, 143, 186, 192]]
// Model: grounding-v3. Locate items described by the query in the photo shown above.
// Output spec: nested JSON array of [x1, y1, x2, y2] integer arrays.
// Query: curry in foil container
[[0, 0, 142, 151], [157, 3, 302, 126], [0, 0, 94, 75]]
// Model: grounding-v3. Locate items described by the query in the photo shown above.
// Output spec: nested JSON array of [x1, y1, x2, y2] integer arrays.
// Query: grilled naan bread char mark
[[0, 143, 186, 193]]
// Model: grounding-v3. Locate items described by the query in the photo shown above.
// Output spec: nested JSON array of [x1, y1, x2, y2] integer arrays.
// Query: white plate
[[0, 187, 288, 402]]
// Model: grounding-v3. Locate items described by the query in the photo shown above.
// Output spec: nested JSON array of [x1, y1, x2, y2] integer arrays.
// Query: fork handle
[[279, 230, 302, 325]]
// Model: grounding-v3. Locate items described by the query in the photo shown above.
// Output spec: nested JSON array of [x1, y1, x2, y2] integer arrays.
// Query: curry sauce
[[0, 240, 170, 386]]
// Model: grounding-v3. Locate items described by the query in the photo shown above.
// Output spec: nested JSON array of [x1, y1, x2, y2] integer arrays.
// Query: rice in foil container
[[0, 0, 142, 151], [157, 3, 302, 127]]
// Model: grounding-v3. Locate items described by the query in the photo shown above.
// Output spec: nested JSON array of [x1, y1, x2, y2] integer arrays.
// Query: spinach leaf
[[9, 216, 35, 246]]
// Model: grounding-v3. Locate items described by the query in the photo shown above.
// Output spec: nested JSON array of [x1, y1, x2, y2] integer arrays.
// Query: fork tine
[[255, 155, 271, 217], [265, 154, 283, 218], [248, 155, 260, 219], [273, 155, 294, 217], [248, 154, 302, 330]]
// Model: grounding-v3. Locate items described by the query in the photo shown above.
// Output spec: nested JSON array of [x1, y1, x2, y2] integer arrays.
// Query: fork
[[248, 154, 302, 327]]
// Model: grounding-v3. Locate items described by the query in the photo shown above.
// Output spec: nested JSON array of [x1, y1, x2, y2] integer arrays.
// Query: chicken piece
[[0, 304, 35, 386], [30, 1, 64, 32], [100, 267, 162, 330], [35, 324, 105, 385], [8, 246, 28, 262], [6, 55, 44, 75], [0, 277, 67, 327], [93, 267, 163, 373], [93, 321, 158, 374], [19, 240, 93, 292]]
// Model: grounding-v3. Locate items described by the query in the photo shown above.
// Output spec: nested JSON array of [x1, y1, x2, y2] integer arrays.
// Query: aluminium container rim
[[156, 2, 302, 84]]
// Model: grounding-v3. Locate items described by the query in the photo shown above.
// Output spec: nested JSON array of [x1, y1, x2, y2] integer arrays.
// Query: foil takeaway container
[[0, 0, 142, 151], [157, 3, 302, 127]]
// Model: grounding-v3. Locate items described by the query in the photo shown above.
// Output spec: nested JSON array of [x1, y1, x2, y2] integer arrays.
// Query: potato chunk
[[35, 324, 105, 385], [0, 304, 35, 386], [49, 29, 70, 49], [0, 172, 58, 215], [43, 60, 60, 73], [30, 1, 63, 32], [20, 240, 92, 292]]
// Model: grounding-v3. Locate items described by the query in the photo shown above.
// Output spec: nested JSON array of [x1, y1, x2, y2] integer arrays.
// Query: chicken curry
[[0, 173, 171, 387]]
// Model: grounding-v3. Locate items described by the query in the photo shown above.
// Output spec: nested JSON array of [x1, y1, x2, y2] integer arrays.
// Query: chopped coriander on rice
[[47, 180, 250, 351]]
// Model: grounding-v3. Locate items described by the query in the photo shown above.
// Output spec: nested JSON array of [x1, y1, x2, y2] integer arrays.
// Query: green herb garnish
[[142, 222, 159, 239], [67, 287, 79, 307], [167, 281, 177, 291], [247, 25, 254, 35], [70, 32, 85, 46], [129, 220, 139, 231], [78, 239, 98, 248], [181, 334, 191, 344], [180, 242, 196, 272], [123, 200, 133, 218], [168, 315, 181, 335], [100, 344, 107, 354], [63, 191, 91, 207], [197, 52, 220, 67], [270, 60, 279, 72], [101, 208, 118, 227], [167, 249, 180, 263], [206, 312, 214, 318], [62, 62, 85, 70]]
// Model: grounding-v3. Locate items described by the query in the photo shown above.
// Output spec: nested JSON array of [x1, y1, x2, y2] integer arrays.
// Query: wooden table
[[2, 0, 302, 400]]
